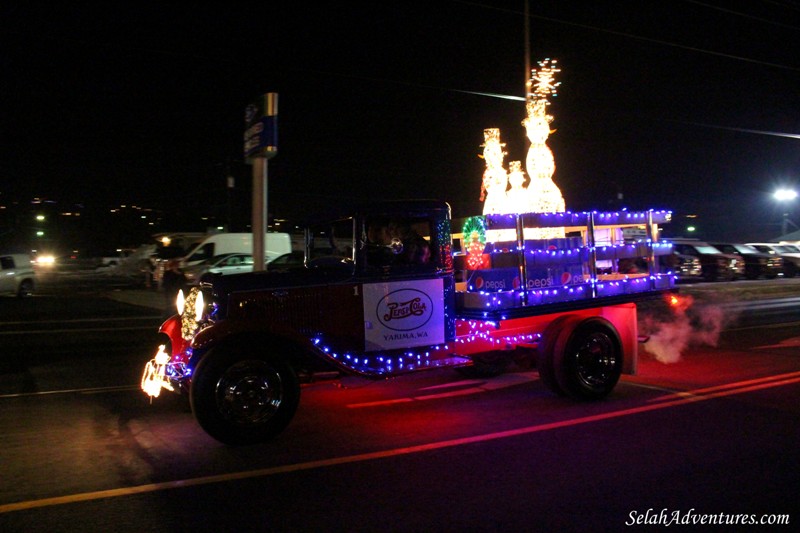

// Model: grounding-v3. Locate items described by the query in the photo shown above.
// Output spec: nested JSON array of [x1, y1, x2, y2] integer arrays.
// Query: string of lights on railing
[[484, 209, 673, 231], [462, 274, 675, 316]]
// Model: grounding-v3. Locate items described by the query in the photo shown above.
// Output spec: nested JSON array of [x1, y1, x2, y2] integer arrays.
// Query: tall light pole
[[244, 93, 278, 272], [774, 188, 798, 236]]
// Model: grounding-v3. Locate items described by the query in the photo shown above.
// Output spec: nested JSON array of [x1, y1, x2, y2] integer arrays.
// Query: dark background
[[2, 1, 799, 253]]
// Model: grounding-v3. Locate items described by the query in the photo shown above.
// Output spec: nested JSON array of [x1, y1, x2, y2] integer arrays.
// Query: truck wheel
[[536, 315, 574, 396], [190, 344, 300, 445], [552, 316, 623, 400]]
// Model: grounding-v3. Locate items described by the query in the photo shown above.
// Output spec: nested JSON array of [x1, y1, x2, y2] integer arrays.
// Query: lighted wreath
[[462, 216, 487, 269]]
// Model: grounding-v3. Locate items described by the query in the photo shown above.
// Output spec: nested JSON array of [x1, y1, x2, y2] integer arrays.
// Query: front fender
[[159, 315, 189, 356]]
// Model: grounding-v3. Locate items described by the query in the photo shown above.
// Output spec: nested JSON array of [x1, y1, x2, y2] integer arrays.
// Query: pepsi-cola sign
[[363, 279, 445, 351], [376, 289, 433, 331]]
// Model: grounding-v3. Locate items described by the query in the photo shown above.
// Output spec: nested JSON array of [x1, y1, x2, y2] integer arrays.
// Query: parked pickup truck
[[142, 200, 676, 444], [0, 253, 35, 297]]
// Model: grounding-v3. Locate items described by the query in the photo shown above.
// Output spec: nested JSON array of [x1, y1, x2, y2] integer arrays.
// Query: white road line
[[0, 325, 156, 335], [754, 337, 800, 349], [0, 385, 139, 399], [347, 372, 539, 408], [0, 316, 160, 326]]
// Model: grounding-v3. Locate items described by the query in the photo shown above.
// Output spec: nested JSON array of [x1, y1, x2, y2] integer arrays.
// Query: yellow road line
[[2, 372, 798, 515]]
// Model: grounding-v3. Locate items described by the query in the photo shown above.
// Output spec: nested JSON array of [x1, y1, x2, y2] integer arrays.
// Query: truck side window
[[364, 217, 434, 269]]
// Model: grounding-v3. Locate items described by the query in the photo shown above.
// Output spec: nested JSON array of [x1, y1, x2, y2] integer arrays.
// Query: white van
[[182, 233, 292, 267]]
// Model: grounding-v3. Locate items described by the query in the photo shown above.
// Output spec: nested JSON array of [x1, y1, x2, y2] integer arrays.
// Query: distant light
[[687, 226, 696, 232], [36, 214, 45, 221], [774, 188, 798, 201], [161, 236, 171, 246], [36, 231, 44, 237], [36, 255, 55, 266]]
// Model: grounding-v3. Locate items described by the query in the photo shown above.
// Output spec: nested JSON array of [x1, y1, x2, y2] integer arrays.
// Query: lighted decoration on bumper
[[141, 345, 174, 398], [141, 344, 192, 398]]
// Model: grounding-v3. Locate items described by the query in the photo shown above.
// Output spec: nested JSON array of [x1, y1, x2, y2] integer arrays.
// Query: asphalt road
[[0, 274, 798, 532]]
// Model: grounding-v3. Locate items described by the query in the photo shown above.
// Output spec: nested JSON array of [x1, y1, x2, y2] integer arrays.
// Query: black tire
[[190, 342, 300, 445], [552, 316, 623, 400], [536, 315, 574, 396], [17, 279, 34, 297]]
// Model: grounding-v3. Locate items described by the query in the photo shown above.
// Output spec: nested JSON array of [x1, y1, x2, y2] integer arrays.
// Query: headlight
[[194, 289, 205, 322], [176, 289, 185, 316], [36, 255, 56, 267]]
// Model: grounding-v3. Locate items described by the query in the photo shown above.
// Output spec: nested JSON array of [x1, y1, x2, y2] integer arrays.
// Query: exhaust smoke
[[639, 294, 736, 364]]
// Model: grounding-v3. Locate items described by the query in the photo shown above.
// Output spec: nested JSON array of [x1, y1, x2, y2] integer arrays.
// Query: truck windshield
[[307, 218, 355, 267]]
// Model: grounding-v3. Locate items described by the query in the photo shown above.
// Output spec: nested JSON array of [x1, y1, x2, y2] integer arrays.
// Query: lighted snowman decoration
[[522, 58, 566, 238], [522, 98, 565, 215], [479, 128, 509, 215]]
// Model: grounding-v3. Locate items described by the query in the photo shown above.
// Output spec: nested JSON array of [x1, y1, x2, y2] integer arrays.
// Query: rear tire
[[191, 343, 300, 445], [552, 316, 623, 400]]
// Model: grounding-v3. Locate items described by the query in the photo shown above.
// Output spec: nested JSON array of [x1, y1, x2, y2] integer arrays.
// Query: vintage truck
[[141, 200, 676, 445]]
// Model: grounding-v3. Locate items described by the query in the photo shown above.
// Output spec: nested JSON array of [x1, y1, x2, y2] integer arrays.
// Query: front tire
[[191, 344, 300, 445]]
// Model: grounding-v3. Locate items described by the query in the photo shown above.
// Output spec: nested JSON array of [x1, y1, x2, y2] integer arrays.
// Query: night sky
[[2, 1, 799, 242]]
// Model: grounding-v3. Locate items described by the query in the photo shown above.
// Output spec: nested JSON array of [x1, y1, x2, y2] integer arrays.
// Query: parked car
[[0, 253, 36, 297], [669, 238, 745, 282], [709, 242, 783, 280], [184, 253, 255, 285], [659, 251, 703, 282], [268, 250, 305, 270], [746, 243, 800, 277]]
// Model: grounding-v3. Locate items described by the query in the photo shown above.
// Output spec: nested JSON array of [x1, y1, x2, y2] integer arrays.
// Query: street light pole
[[774, 188, 798, 237]]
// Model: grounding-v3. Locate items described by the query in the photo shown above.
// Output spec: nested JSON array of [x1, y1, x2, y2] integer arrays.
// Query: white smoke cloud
[[639, 294, 737, 364]]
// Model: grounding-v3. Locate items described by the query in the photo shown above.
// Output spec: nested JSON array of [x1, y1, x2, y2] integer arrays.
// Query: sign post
[[244, 93, 278, 271]]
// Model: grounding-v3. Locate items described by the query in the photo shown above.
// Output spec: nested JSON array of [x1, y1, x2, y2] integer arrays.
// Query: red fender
[[159, 315, 189, 356]]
